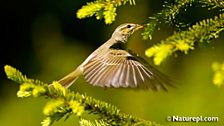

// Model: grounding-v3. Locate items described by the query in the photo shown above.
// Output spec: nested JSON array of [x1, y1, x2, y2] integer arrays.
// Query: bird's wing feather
[[82, 49, 171, 91]]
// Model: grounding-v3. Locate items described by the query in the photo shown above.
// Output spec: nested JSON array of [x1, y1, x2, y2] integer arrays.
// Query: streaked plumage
[[56, 23, 172, 91]]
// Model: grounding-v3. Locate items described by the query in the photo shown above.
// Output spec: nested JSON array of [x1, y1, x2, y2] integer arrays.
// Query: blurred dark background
[[1, 0, 224, 126]]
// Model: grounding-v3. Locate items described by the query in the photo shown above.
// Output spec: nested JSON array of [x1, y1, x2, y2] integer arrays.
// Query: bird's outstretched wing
[[82, 49, 171, 91]]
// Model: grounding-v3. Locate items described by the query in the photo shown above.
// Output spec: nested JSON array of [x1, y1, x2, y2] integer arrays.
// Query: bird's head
[[112, 23, 143, 42]]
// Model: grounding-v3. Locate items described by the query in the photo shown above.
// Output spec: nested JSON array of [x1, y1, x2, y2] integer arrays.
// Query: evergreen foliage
[[142, 0, 195, 40], [199, 0, 224, 9], [4, 65, 159, 126], [145, 13, 224, 65], [77, 0, 136, 24], [141, 0, 224, 65]]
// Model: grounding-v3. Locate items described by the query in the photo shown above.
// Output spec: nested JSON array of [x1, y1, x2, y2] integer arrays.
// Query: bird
[[55, 23, 172, 91]]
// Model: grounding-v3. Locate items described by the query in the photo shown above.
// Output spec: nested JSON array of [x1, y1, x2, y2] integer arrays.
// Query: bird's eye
[[127, 25, 132, 28]]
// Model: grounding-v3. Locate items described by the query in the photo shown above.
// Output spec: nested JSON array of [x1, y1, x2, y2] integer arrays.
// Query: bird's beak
[[134, 24, 144, 31]]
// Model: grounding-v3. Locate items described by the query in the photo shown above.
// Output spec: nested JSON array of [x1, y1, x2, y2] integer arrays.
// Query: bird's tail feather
[[57, 68, 82, 88]]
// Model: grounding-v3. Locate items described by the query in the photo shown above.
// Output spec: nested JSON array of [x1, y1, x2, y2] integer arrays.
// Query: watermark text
[[167, 115, 218, 123]]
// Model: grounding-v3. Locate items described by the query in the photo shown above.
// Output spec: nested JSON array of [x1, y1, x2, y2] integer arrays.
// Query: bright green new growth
[[142, 0, 194, 40], [77, 0, 136, 24], [146, 13, 224, 65], [4, 65, 84, 126], [199, 0, 224, 9], [4, 65, 159, 126], [142, 0, 224, 65], [212, 62, 224, 87], [79, 119, 110, 126]]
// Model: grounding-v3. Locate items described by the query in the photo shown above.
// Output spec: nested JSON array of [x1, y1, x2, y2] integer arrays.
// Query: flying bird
[[56, 23, 171, 91]]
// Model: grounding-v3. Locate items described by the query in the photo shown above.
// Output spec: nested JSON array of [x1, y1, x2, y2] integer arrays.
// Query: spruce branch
[[145, 13, 224, 65], [79, 118, 110, 126], [77, 0, 136, 24], [142, 0, 194, 40], [4, 65, 160, 126], [199, 0, 224, 9], [212, 62, 224, 87], [142, 0, 224, 40]]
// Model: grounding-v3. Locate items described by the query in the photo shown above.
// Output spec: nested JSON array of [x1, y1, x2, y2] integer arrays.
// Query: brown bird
[[56, 23, 171, 91]]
